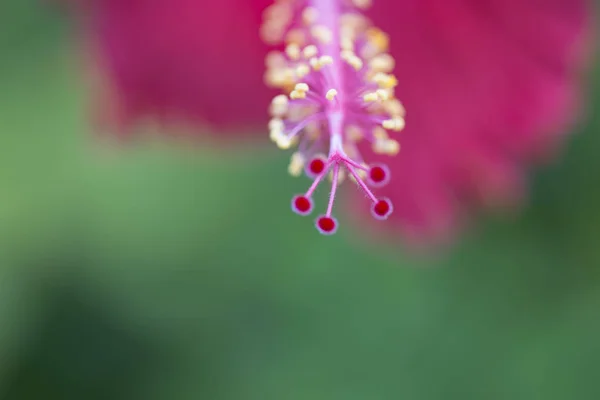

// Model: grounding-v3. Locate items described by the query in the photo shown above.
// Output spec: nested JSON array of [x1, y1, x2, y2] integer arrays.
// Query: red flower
[[75, 0, 594, 240]]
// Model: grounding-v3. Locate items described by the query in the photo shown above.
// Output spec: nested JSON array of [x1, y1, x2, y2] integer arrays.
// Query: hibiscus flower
[[71, 0, 594, 240]]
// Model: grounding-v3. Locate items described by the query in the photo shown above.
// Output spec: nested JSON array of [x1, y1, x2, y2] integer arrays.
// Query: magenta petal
[[87, 0, 274, 130], [359, 0, 594, 239]]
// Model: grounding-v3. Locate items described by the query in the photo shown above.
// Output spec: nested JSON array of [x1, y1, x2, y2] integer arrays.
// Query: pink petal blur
[[86, 0, 274, 128], [364, 0, 593, 238]]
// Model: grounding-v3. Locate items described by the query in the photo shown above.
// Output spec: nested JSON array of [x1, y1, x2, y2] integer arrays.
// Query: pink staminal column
[[264, 0, 405, 234]]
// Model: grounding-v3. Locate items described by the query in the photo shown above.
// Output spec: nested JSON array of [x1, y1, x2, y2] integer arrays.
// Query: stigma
[[261, 0, 404, 235]]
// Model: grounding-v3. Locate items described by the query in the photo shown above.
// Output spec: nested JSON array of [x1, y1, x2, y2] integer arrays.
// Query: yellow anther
[[288, 152, 305, 176], [366, 28, 390, 52], [364, 89, 390, 103], [302, 7, 319, 25], [269, 130, 280, 142], [373, 139, 400, 156], [382, 118, 405, 132], [376, 88, 391, 101], [341, 50, 363, 71], [340, 50, 354, 60], [269, 117, 284, 131], [294, 83, 309, 93], [272, 94, 288, 105], [303, 45, 318, 59], [264, 67, 295, 88], [285, 43, 301, 60], [349, 57, 363, 71], [372, 73, 398, 89], [290, 90, 306, 100], [326, 89, 338, 101], [276, 135, 293, 149], [373, 126, 389, 140], [372, 72, 386, 84], [308, 56, 333, 71], [318, 55, 334, 66], [363, 92, 379, 102], [295, 64, 310, 78], [369, 54, 395, 73], [309, 57, 321, 70], [270, 122, 296, 149], [269, 131, 283, 144], [311, 25, 333, 44], [383, 99, 406, 117], [269, 95, 289, 117], [268, 119, 285, 143]]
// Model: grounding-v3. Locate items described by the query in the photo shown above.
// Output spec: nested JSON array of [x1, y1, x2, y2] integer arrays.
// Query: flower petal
[[84, 0, 273, 130], [360, 0, 593, 239]]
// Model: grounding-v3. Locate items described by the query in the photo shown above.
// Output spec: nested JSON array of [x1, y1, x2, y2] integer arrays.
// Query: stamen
[[262, 0, 405, 234], [269, 95, 289, 117], [325, 89, 338, 101], [369, 54, 395, 72], [382, 118, 405, 131], [303, 45, 318, 59], [295, 82, 309, 92], [288, 152, 305, 176]]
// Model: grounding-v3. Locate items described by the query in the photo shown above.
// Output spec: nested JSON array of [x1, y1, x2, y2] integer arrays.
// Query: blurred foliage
[[1, 3, 600, 400]]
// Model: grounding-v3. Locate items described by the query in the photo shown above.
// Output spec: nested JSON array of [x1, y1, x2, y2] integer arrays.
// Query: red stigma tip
[[316, 216, 338, 235], [368, 164, 390, 187], [292, 195, 313, 216], [307, 156, 327, 177], [372, 198, 393, 220]]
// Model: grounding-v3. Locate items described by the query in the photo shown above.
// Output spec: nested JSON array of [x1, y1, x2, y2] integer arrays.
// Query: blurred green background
[[1, 3, 600, 399]]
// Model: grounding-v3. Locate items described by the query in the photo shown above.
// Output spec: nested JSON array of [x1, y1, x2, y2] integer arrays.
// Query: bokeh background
[[1, 2, 600, 399]]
